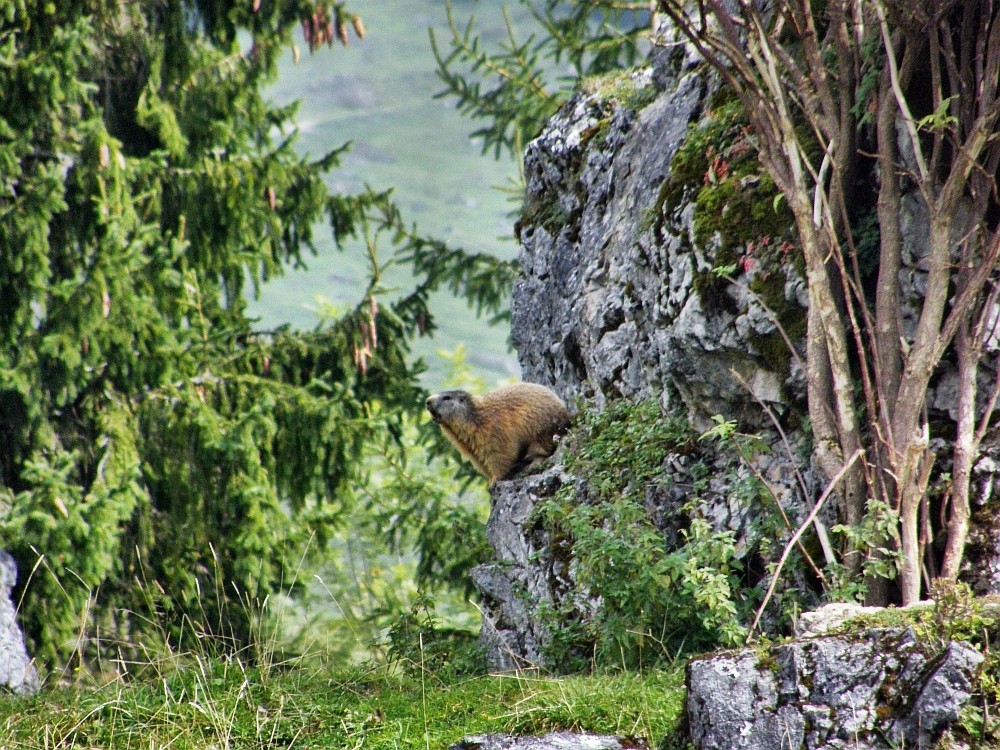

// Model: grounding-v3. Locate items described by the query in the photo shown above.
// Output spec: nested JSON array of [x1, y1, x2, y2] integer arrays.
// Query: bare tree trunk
[[867, 71, 906, 605], [899, 489, 921, 604], [939, 245, 1000, 578], [890, 216, 951, 604], [941, 321, 977, 580], [897, 433, 934, 604], [873, 58, 908, 435], [792, 192, 866, 544]]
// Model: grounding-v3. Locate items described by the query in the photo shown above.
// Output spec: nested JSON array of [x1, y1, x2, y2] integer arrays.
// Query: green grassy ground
[[0, 660, 686, 749]]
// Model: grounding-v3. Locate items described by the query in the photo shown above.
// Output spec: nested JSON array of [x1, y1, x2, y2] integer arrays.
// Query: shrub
[[537, 399, 748, 670]]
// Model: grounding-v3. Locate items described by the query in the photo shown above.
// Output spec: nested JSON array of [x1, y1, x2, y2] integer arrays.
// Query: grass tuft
[[0, 660, 686, 749]]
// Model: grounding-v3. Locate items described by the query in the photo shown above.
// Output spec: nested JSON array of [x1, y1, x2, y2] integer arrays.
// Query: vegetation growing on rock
[[660, 0, 1000, 606], [536, 399, 753, 670], [659, 96, 805, 373]]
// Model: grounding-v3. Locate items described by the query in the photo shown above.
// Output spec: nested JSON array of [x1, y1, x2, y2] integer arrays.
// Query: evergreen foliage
[[0, 1, 511, 670], [262, 347, 494, 664], [432, 1, 652, 163]]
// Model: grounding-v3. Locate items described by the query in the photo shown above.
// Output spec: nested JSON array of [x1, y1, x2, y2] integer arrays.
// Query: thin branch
[[813, 140, 833, 228], [873, 0, 930, 185], [975, 279, 1000, 444], [748, 449, 863, 640], [729, 368, 835, 570]]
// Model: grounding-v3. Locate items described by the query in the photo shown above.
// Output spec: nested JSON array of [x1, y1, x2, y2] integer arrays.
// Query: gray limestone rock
[[795, 601, 933, 638], [493, 43, 825, 666], [473, 464, 576, 672], [479, 0, 1000, 701], [686, 627, 982, 750], [450, 733, 638, 750], [511, 54, 807, 430], [479, 43, 820, 672], [0, 551, 38, 695]]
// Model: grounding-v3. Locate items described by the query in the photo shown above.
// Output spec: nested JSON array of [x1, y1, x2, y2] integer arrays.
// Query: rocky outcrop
[[0, 551, 38, 695], [473, 465, 572, 672], [512, 51, 806, 430], [461, 20, 1000, 750], [511, 62, 712, 410], [478, 43, 817, 672], [478, 16, 1000, 673], [686, 627, 982, 750]]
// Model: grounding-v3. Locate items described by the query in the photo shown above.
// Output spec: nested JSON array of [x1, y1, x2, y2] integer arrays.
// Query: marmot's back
[[425, 383, 570, 484]]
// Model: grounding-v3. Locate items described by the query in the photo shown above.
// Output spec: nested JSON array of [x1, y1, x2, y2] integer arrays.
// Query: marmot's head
[[425, 390, 476, 425]]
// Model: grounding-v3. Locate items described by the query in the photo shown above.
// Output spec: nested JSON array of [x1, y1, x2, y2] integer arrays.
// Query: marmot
[[425, 383, 571, 485]]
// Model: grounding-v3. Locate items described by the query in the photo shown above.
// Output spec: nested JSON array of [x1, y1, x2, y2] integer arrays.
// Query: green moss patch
[[657, 97, 803, 328], [580, 70, 658, 112]]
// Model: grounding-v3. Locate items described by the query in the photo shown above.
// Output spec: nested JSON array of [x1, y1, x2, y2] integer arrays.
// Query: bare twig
[[729, 367, 835, 572], [747, 449, 863, 640], [873, 0, 930, 184]]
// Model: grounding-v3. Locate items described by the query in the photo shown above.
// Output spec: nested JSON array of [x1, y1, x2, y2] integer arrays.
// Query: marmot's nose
[[425, 395, 437, 415]]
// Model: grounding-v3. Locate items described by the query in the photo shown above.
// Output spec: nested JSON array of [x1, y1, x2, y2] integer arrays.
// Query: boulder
[[450, 733, 638, 750], [686, 627, 981, 750], [482, 18, 1000, 670], [487, 27, 822, 671], [472, 464, 573, 672], [0, 551, 38, 695]]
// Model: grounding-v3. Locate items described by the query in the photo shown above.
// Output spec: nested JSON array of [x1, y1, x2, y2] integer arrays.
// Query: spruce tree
[[0, 1, 513, 669]]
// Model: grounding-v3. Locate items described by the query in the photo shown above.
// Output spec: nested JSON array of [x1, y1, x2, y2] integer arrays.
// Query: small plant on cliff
[[924, 579, 996, 650], [538, 399, 748, 670]]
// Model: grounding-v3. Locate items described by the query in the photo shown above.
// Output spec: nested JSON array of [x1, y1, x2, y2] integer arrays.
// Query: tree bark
[[941, 321, 977, 580]]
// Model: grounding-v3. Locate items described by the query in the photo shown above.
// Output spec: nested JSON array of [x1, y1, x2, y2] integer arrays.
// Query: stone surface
[[511, 52, 807, 431], [478, 0, 1000, 706], [473, 464, 572, 672], [481, 36, 1000, 670], [795, 601, 933, 637], [0, 551, 38, 695], [686, 627, 982, 750], [450, 733, 640, 750]]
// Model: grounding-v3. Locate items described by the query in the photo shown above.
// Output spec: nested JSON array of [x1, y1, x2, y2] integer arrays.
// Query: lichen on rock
[[686, 627, 982, 750]]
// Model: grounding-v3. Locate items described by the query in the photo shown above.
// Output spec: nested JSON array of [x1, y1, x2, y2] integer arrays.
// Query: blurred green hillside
[[253, 1, 525, 385]]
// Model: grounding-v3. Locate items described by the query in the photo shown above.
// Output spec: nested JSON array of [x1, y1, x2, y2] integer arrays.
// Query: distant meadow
[[255, 1, 529, 384]]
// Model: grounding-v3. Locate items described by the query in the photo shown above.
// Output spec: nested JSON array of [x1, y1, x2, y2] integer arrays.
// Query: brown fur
[[425, 383, 571, 485]]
